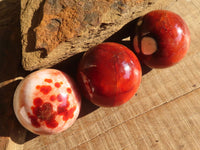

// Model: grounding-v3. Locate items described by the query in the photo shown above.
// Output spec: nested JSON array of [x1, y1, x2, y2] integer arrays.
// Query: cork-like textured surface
[[1, 0, 200, 150], [21, 0, 173, 71]]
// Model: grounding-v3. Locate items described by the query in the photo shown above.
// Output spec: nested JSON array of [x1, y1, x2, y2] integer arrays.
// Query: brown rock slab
[[21, 0, 173, 71]]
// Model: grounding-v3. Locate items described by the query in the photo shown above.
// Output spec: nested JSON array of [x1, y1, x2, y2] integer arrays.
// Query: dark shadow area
[[104, 17, 152, 75], [0, 0, 38, 145], [24, 131, 38, 142], [26, 0, 47, 58], [78, 97, 99, 118], [104, 18, 140, 49], [53, 52, 84, 80]]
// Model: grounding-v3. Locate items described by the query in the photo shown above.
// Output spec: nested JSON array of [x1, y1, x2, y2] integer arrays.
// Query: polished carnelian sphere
[[77, 42, 142, 107], [133, 10, 190, 68]]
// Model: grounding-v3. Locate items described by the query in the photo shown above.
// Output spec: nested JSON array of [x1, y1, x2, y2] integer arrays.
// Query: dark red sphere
[[77, 42, 142, 107], [133, 10, 190, 68]]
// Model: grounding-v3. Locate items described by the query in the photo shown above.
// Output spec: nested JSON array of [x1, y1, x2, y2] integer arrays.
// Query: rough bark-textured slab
[[21, 0, 173, 71]]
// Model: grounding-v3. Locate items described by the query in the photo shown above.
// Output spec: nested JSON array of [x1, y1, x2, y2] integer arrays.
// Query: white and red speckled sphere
[[13, 69, 81, 135]]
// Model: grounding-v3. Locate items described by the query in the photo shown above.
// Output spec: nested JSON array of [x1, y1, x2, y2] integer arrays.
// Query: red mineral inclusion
[[28, 114, 40, 128], [63, 107, 76, 121], [38, 103, 53, 120], [50, 95, 56, 101], [67, 88, 72, 94], [57, 94, 65, 102], [29, 93, 76, 128], [55, 95, 76, 122], [33, 97, 43, 106], [57, 104, 76, 121], [55, 82, 61, 88], [29, 80, 76, 129], [39, 85, 52, 95], [30, 101, 59, 129], [45, 113, 58, 128], [44, 78, 52, 83]]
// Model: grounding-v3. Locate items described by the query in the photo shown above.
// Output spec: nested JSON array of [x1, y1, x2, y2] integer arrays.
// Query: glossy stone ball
[[77, 42, 142, 107], [13, 69, 81, 135], [133, 10, 190, 68]]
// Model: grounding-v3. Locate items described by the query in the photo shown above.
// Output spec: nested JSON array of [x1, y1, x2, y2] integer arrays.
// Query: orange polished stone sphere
[[133, 10, 190, 68], [77, 42, 142, 107]]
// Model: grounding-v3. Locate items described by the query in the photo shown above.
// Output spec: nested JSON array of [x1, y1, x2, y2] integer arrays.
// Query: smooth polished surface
[[13, 69, 81, 135], [133, 10, 190, 68], [78, 42, 142, 107]]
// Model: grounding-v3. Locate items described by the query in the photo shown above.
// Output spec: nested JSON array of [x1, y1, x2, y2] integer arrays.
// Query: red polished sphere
[[77, 42, 142, 107], [133, 10, 190, 68]]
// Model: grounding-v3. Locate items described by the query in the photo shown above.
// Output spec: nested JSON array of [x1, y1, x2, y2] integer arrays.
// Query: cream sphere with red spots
[[13, 69, 81, 135]]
